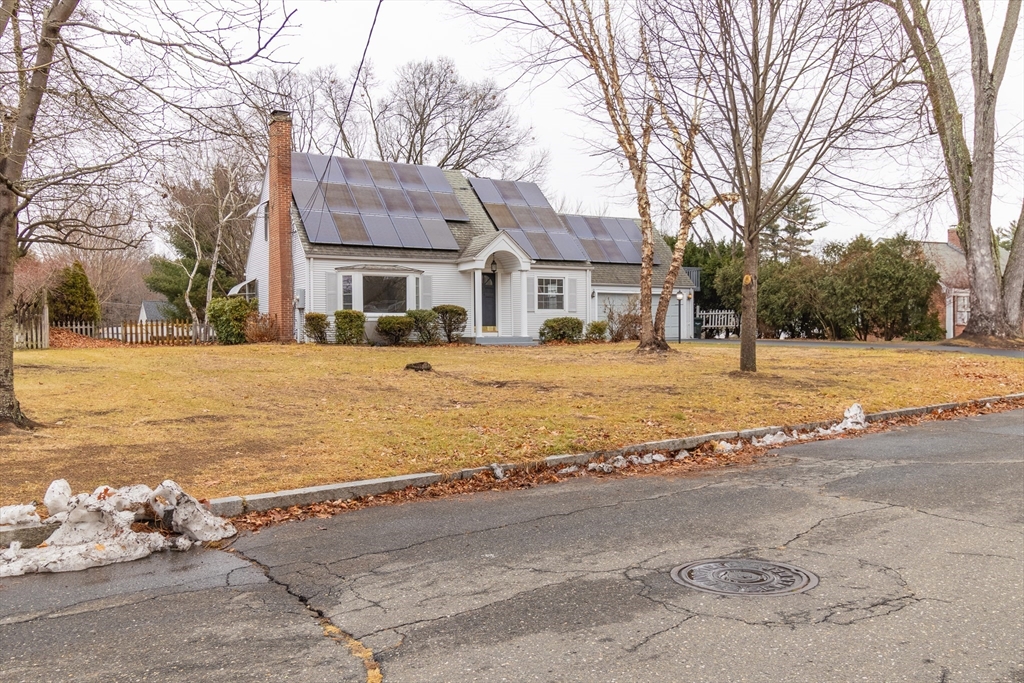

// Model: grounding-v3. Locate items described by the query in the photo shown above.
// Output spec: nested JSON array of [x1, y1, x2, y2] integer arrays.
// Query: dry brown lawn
[[3, 342, 1021, 506]]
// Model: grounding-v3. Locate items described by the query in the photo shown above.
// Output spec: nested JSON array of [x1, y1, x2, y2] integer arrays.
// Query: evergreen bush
[[207, 297, 256, 345], [539, 316, 584, 343], [48, 261, 100, 323], [585, 320, 609, 341], [407, 309, 441, 344], [304, 313, 329, 344], [433, 304, 468, 343], [334, 310, 366, 345], [376, 315, 415, 345]]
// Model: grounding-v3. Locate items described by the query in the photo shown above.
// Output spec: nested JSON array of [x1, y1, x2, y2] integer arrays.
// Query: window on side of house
[[537, 277, 564, 310], [363, 275, 407, 313], [954, 294, 970, 326], [342, 275, 353, 310]]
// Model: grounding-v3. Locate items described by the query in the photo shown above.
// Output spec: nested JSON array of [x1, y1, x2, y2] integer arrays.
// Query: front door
[[482, 272, 497, 331]]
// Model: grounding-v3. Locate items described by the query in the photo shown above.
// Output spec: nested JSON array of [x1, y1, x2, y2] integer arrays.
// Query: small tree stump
[[405, 362, 432, 372]]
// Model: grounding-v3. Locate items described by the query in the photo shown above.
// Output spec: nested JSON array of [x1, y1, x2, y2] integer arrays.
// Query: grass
[[3, 342, 1022, 506]]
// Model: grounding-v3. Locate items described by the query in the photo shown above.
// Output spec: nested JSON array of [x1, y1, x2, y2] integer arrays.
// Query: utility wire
[[301, 0, 384, 213]]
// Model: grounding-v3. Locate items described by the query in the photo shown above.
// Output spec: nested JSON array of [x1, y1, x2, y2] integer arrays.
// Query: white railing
[[697, 308, 739, 330]]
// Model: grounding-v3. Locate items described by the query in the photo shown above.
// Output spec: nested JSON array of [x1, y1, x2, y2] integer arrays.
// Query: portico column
[[520, 269, 528, 338], [474, 268, 483, 339]]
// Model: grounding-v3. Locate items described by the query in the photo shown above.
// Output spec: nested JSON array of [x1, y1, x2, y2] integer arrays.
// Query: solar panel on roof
[[293, 180, 327, 213], [420, 217, 459, 250], [332, 213, 372, 245], [360, 215, 402, 247], [578, 237, 608, 262], [483, 203, 517, 230], [585, 216, 611, 240], [291, 153, 316, 180], [323, 183, 358, 214], [509, 204, 542, 230], [616, 218, 642, 241], [308, 154, 346, 184], [533, 207, 565, 231], [566, 215, 593, 238], [407, 190, 441, 218], [418, 165, 454, 193], [300, 210, 340, 244], [525, 230, 561, 259], [350, 185, 386, 215], [599, 238, 628, 263], [516, 182, 551, 208], [494, 180, 528, 205], [432, 192, 468, 221], [366, 160, 401, 188], [615, 238, 642, 263], [505, 229, 538, 259], [601, 217, 628, 241], [391, 216, 431, 249], [469, 178, 503, 204], [337, 158, 373, 186], [549, 232, 589, 261], [394, 164, 426, 190], [379, 187, 415, 216]]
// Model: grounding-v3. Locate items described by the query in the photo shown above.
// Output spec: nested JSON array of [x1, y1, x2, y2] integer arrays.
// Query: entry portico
[[457, 231, 535, 342]]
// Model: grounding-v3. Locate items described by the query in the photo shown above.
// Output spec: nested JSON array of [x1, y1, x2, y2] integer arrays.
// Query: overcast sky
[[272, 0, 1023, 247]]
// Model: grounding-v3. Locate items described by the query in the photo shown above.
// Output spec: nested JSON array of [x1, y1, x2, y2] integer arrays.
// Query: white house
[[238, 111, 695, 343]]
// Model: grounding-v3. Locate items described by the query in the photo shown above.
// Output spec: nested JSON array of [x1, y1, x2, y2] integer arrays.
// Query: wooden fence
[[15, 318, 215, 349], [697, 308, 739, 331], [14, 317, 49, 350]]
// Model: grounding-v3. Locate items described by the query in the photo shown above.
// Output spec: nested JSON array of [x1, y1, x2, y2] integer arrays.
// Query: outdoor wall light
[[490, 259, 497, 273]]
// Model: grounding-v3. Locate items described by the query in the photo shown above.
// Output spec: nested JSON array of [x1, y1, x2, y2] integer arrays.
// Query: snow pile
[[587, 452, 668, 473], [0, 505, 41, 527], [1, 479, 235, 578], [751, 403, 868, 447]]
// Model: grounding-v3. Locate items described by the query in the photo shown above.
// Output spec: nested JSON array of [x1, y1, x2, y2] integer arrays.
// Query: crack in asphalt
[[230, 547, 381, 683]]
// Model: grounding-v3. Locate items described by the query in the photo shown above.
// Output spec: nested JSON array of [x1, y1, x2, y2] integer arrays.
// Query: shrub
[[433, 304, 468, 343], [606, 296, 641, 342], [904, 311, 945, 341], [304, 312, 329, 344], [376, 315, 415, 345], [244, 312, 279, 343], [48, 261, 100, 323], [334, 310, 366, 345], [585, 320, 609, 342], [207, 297, 257, 345], [407, 309, 441, 345], [539, 316, 584, 343]]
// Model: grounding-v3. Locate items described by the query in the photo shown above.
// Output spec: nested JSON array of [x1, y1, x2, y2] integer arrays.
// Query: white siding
[[498, 271, 513, 335], [526, 267, 591, 339], [595, 288, 695, 340], [244, 174, 271, 314]]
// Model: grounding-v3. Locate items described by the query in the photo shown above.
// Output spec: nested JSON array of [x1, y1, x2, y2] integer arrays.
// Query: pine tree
[[48, 262, 101, 323], [779, 194, 826, 261]]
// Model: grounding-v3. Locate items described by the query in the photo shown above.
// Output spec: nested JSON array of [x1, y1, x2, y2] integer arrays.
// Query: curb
[[208, 393, 1024, 518]]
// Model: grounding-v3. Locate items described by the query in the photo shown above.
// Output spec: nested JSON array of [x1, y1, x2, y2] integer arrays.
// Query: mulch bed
[[229, 396, 1024, 534]]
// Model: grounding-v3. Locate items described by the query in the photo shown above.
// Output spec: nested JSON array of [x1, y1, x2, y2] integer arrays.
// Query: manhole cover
[[670, 559, 818, 596]]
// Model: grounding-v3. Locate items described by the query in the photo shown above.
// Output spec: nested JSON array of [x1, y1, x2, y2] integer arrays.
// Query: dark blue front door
[[482, 273, 497, 328]]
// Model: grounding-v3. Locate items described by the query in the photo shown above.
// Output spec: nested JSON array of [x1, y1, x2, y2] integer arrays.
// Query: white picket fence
[[14, 317, 215, 348], [697, 308, 739, 331], [14, 317, 49, 350]]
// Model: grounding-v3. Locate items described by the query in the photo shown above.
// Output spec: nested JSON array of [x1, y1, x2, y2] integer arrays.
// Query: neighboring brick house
[[237, 111, 695, 344], [919, 229, 1009, 338]]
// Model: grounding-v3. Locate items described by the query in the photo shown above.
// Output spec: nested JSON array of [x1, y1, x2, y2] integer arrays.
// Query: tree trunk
[[739, 231, 759, 372], [1002, 202, 1024, 334], [0, 186, 30, 426], [203, 224, 222, 326]]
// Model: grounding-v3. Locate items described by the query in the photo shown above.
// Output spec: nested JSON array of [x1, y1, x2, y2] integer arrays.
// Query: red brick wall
[[267, 111, 294, 342]]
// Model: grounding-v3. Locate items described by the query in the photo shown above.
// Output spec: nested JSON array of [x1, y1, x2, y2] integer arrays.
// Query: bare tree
[[882, 0, 1023, 337], [0, 0, 292, 426], [651, 0, 914, 370]]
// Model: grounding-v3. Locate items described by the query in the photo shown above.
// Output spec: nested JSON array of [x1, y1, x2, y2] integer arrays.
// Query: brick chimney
[[267, 110, 294, 342], [947, 228, 962, 250]]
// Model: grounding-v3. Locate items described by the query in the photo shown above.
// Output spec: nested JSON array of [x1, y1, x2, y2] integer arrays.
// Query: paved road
[[2, 410, 1022, 682]]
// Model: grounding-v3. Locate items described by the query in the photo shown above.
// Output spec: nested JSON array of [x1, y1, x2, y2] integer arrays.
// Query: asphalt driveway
[[2, 410, 1022, 682]]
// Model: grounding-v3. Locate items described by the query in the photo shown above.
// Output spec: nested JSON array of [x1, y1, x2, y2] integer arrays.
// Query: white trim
[[474, 269, 484, 337], [457, 232, 533, 272], [520, 270, 528, 336]]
